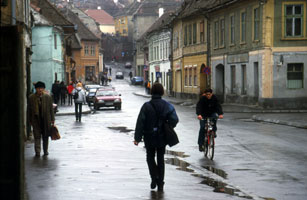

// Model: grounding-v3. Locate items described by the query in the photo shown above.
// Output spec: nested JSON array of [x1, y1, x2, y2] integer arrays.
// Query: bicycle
[[202, 117, 217, 160]]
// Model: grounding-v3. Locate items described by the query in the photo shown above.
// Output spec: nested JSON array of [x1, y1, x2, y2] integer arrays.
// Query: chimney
[[159, 8, 164, 17]]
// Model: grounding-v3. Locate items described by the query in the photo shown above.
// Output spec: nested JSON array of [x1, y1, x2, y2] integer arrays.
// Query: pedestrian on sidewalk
[[72, 82, 86, 122], [28, 81, 55, 157], [134, 82, 179, 192], [59, 81, 68, 105], [67, 81, 74, 106]]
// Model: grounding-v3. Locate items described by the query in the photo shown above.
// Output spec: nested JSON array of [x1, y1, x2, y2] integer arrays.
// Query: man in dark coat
[[134, 83, 179, 191], [196, 88, 223, 152], [28, 81, 55, 157]]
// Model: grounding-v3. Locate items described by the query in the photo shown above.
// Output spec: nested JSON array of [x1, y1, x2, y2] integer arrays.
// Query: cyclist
[[196, 88, 223, 152]]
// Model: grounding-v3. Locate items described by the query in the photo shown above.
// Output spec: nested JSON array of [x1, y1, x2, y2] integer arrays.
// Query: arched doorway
[[215, 64, 225, 103]]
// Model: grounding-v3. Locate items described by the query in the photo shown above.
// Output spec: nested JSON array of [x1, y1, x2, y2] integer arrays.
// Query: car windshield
[[96, 90, 118, 96]]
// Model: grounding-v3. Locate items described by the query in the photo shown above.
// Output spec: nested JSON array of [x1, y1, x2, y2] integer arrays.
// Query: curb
[[55, 110, 92, 116], [252, 115, 307, 129]]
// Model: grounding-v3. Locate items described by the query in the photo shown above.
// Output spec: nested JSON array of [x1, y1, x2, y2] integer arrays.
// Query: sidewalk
[[55, 104, 92, 116], [134, 91, 307, 129]]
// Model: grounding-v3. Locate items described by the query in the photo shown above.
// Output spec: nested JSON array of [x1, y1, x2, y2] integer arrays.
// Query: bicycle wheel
[[207, 133, 215, 160]]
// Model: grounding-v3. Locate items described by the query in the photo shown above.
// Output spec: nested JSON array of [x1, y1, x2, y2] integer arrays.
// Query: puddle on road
[[202, 166, 228, 179], [193, 174, 253, 199], [165, 157, 259, 199], [108, 126, 134, 133], [166, 150, 189, 158], [165, 157, 194, 173]]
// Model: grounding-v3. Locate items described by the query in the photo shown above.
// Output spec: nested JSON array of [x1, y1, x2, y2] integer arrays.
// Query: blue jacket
[[134, 95, 179, 148]]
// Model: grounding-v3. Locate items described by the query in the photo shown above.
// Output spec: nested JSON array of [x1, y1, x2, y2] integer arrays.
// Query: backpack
[[73, 90, 79, 99]]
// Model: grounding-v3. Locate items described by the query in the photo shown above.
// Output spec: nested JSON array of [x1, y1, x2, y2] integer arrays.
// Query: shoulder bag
[[150, 101, 179, 147]]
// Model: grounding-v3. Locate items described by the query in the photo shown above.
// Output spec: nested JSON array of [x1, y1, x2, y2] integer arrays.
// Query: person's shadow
[[150, 191, 164, 200]]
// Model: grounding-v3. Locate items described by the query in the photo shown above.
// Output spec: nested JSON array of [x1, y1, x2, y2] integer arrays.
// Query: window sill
[[281, 37, 307, 41], [240, 42, 246, 45]]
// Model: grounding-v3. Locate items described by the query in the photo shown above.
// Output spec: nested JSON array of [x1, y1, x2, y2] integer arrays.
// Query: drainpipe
[[11, 0, 16, 25], [205, 14, 211, 88]]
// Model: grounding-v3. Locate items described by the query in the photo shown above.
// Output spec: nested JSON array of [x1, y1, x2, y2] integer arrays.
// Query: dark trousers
[[146, 146, 165, 184], [198, 113, 217, 146], [32, 123, 49, 155], [75, 103, 82, 121], [68, 94, 73, 105], [60, 94, 66, 105]]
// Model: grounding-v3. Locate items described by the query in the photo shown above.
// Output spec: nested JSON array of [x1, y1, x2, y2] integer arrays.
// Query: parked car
[[115, 71, 124, 79], [94, 89, 122, 110], [125, 62, 132, 69], [84, 84, 101, 91], [131, 76, 144, 85], [86, 88, 98, 105]]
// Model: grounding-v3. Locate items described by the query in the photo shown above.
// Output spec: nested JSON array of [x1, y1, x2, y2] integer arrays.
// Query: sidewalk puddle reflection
[[202, 166, 228, 179], [193, 174, 253, 199], [108, 126, 134, 133], [166, 150, 189, 158], [165, 157, 194, 172], [165, 157, 265, 199]]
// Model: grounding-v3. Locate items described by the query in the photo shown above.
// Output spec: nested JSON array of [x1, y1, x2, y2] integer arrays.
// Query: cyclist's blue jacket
[[134, 95, 179, 148], [196, 94, 223, 117]]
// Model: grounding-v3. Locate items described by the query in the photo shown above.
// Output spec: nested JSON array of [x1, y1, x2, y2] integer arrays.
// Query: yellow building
[[172, 13, 209, 99]]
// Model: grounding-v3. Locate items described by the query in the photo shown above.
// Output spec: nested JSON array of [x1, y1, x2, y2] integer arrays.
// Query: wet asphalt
[[24, 63, 307, 200]]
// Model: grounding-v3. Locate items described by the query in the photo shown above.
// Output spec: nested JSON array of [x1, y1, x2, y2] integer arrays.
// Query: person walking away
[[109, 67, 112, 75], [134, 82, 179, 192], [129, 71, 133, 80], [28, 81, 55, 157], [59, 81, 68, 105], [51, 80, 60, 104], [72, 82, 86, 122], [146, 81, 151, 94], [196, 88, 223, 152], [144, 80, 148, 94], [67, 82, 74, 106]]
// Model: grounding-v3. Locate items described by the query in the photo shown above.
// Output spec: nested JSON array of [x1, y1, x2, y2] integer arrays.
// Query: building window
[[285, 4, 303, 37], [189, 68, 192, 86], [200, 20, 204, 43], [214, 21, 219, 48], [90, 46, 95, 56], [253, 7, 260, 41], [184, 68, 188, 86], [84, 45, 89, 55], [241, 65, 247, 94], [241, 11, 246, 43], [220, 18, 225, 47], [193, 23, 197, 44], [188, 24, 192, 45], [184, 25, 187, 46], [287, 63, 303, 88], [231, 65, 236, 94], [194, 68, 197, 86], [230, 15, 235, 45], [85, 66, 95, 81]]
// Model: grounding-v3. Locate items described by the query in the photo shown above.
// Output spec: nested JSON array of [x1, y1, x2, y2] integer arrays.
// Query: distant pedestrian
[[134, 82, 179, 191], [72, 82, 86, 122], [109, 67, 112, 75], [144, 80, 148, 94], [28, 81, 55, 157], [67, 82, 74, 106], [146, 81, 151, 94], [51, 80, 60, 104], [129, 71, 133, 80], [59, 81, 68, 105]]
